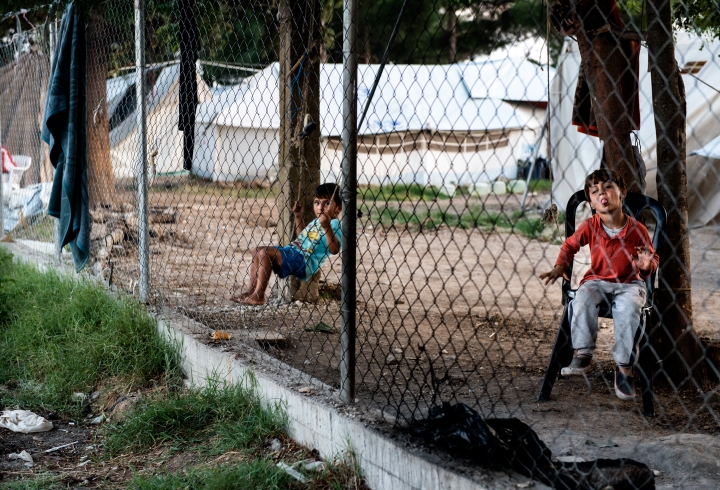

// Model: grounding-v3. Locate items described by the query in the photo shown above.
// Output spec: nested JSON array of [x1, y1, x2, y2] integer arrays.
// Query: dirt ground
[[48, 185, 720, 488]]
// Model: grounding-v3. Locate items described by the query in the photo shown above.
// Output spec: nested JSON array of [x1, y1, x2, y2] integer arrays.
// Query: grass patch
[[528, 178, 553, 193], [103, 379, 286, 456], [0, 250, 182, 415], [364, 204, 549, 239], [130, 460, 292, 490], [0, 474, 62, 490], [10, 214, 56, 243], [359, 183, 451, 202]]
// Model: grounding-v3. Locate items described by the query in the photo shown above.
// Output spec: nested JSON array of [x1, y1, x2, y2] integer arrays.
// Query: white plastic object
[[507, 179, 527, 194], [492, 181, 507, 195], [470, 182, 492, 197]]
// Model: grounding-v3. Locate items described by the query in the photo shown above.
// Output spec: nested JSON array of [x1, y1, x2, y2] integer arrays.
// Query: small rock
[[653, 469, 661, 476], [386, 354, 400, 366], [392, 348, 403, 355], [299, 386, 314, 394]]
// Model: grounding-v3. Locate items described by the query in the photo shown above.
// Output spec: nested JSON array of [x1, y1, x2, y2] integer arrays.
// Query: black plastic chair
[[536, 191, 666, 417]]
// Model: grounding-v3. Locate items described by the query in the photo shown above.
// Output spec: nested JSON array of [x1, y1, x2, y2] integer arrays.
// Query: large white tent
[[193, 58, 552, 186], [108, 64, 211, 179], [549, 33, 720, 227]]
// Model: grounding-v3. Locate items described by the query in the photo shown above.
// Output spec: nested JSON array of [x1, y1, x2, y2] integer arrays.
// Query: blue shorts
[[272, 245, 307, 279]]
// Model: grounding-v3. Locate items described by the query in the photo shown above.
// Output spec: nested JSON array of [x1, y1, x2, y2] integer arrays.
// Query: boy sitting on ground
[[233, 183, 342, 306], [539, 169, 658, 400]]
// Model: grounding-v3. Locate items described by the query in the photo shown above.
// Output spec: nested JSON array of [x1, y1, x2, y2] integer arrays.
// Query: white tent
[[549, 33, 720, 227], [194, 58, 552, 186], [109, 64, 211, 179]]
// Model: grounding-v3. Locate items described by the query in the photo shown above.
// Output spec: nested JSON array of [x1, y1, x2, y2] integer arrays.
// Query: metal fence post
[[135, 0, 149, 301], [48, 16, 61, 263], [340, 0, 358, 404], [0, 103, 4, 239]]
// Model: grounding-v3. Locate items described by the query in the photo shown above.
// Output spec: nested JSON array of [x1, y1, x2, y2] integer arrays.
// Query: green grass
[[0, 475, 62, 490], [359, 183, 458, 202], [130, 460, 293, 490], [0, 250, 182, 415], [10, 214, 56, 243], [102, 379, 286, 456], [528, 178, 553, 193], [365, 204, 549, 239]]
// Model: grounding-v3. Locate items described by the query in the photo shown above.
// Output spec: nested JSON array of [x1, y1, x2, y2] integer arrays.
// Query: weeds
[[130, 460, 293, 489], [103, 379, 286, 456], [0, 250, 182, 415]]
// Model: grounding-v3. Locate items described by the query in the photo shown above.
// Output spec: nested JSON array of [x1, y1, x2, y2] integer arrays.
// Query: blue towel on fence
[[41, 3, 90, 272]]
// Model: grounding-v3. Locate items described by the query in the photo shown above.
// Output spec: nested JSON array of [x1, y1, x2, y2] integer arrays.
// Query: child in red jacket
[[540, 169, 658, 400]]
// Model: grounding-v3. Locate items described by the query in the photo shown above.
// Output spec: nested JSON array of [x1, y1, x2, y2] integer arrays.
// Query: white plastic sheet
[[0, 409, 54, 433]]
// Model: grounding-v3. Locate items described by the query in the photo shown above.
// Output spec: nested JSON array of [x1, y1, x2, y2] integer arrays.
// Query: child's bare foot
[[231, 290, 253, 303], [238, 293, 266, 305]]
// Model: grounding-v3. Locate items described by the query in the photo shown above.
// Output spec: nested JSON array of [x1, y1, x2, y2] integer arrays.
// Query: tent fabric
[[41, 3, 90, 272], [549, 34, 720, 228], [210, 58, 553, 136], [691, 135, 720, 159]]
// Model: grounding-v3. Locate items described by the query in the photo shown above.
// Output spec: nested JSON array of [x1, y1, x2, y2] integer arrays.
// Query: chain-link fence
[[2, 0, 720, 487]]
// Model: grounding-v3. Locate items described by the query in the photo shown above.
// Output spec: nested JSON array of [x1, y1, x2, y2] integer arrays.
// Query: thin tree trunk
[[278, 0, 322, 302], [86, 13, 116, 208], [572, 0, 640, 191], [647, 0, 706, 387]]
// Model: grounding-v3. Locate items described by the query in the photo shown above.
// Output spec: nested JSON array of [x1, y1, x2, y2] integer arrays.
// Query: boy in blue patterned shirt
[[233, 183, 342, 305]]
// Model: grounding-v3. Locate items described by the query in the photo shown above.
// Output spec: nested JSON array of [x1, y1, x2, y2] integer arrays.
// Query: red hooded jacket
[[555, 214, 659, 285]]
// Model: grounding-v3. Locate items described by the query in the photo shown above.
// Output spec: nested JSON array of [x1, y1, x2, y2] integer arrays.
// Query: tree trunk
[[447, 5, 457, 63], [86, 13, 116, 208], [647, 0, 706, 387], [572, 0, 640, 191], [278, 0, 322, 303]]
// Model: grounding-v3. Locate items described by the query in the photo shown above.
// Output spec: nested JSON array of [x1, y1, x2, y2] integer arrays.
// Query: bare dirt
[[42, 185, 720, 488]]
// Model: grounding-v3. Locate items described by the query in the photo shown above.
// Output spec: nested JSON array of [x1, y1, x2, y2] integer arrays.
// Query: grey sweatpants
[[568, 280, 647, 366]]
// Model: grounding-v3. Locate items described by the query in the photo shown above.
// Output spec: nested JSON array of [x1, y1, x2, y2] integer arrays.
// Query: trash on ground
[[8, 450, 34, 464], [411, 402, 656, 489], [304, 322, 337, 334], [303, 460, 326, 471], [211, 330, 232, 340], [298, 386, 314, 394], [0, 410, 54, 433], [45, 441, 78, 453], [276, 461, 308, 483]]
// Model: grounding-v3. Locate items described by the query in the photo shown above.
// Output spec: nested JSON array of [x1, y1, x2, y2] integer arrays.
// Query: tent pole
[[519, 115, 547, 210], [135, 0, 149, 301], [340, 0, 358, 405]]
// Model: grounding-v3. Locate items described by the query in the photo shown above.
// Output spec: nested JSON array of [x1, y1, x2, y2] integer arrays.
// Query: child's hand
[[539, 265, 569, 285], [293, 201, 303, 217], [634, 246, 654, 273], [318, 212, 330, 229]]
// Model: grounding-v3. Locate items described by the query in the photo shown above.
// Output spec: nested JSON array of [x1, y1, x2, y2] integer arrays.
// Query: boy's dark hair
[[315, 183, 342, 206], [584, 168, 626, 201]]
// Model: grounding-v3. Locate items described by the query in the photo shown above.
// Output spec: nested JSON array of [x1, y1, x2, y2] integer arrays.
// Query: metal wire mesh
[[2, 0, 720, 487]]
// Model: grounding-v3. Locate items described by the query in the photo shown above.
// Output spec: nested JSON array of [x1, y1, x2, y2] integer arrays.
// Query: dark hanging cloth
[[571, 0, 640, 137], [41, 3, 90, 273], [178, 0, 198, 171]]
